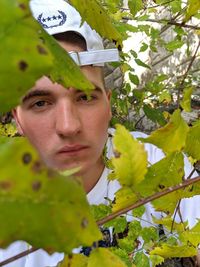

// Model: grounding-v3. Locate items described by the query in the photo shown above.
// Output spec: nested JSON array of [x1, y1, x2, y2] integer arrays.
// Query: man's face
[[13, 42, 112, 179]]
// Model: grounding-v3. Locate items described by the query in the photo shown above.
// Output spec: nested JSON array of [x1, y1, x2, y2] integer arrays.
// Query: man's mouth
[[57, 145, 89, 155]]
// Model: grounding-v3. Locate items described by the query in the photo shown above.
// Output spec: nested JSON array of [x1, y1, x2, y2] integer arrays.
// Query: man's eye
[[34, 101, 47, 107], [77, 94, 97, 102]]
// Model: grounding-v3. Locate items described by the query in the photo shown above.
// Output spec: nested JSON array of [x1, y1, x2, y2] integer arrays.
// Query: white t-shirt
[[0, 129, 199, 267]]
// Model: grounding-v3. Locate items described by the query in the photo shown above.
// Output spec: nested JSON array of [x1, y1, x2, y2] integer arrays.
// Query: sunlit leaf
[[0, 123, 17, 137], [150, 255, 164, 267], [185, 120, 200, 160], [185, 0, 200, 21], [140, 110, 189, 154], [137, 152, 184, 197], [104, 216, 127, 234], [0, 137, 101, 253], [69, 0, 122, 45], [112, 187, 138, 212], [128, 0, 143, 17], [111, 124, 148, 187], [180, 220, 200, 246], [0, 0, 93, 112], [150, 244, 197, 258], [90, 204, 112, 221], [132, 205, 146, 218], [153, 216, 187, 232], [57, 254, 88, 267], [180, 86, 193, 112], [88, 248, 127, 267]]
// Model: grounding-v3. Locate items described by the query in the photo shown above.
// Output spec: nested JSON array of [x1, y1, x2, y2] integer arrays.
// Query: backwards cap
[[30, 0, 119, 66]]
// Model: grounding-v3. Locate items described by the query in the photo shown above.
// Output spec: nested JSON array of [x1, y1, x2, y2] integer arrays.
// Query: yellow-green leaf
[[137, 152, 184, 197], [150, 255, 164, 267], [0, 137, 101, 253], [88, 248, 127, 267], [57, 254, 88, 267], [128, 0, 144, 18], [180, 220, 200, 246], [153, 216, 187, 232], [0, 123, 17, 137], [180, 86, 193, 112], [140, 110, 189, 154], [185, 0, 200, 21], [69, 0, 122, 45], [112, 187, 138, 212], [150, 244, 197, 258], [0, 0, 93, 112], [112, 124, 148, 187], [185, 120, 200, 160]]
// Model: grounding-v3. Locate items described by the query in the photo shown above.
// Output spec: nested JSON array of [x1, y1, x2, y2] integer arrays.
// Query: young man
[[0, 0, 200, 266]]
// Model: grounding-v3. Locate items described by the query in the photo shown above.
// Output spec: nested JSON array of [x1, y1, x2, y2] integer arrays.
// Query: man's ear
[[106, 89, 112, 120], [12, 108, 24, 136]]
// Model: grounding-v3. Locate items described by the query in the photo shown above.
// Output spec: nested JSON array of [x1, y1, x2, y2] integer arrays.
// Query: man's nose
[[55, 100, 81, 137]]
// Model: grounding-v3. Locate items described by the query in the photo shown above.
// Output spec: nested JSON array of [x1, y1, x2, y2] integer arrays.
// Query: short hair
[[53, 31, 87, 51], [53, 31, 107, 90]]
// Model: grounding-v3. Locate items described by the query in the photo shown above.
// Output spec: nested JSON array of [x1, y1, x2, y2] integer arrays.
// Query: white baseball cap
[[30, 0, 119, 66]]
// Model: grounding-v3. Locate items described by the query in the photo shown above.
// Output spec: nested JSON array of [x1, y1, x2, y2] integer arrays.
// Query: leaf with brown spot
[[0, 137, 101, 252]]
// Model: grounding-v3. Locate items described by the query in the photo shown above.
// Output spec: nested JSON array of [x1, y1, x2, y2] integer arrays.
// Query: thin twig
[[177, 39, 200, 107], [97, 175, 200, 226], [146, 19, 200, 30], [0, 247, 38, 267]]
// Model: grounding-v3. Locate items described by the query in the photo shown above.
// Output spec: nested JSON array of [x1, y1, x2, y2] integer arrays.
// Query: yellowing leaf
[[185, 120, 200, 160], [140, 110, 189, 154], [153, 216, 187, 232], [150, 255, 164, 267], [88, 248, 127, 267], [57, 254, 88, 267], [0, 123, 17, 137], [0, 0, 93, 112], [137, 152, 184, 197], [0, 137, 101, 253], [180, 86, 193, 112], [150, 244, 197, 258], [185, 0, 200, 21], [112, 187, 138, 212], [69, 0, 122, 45], [180, 220, 200, 246], [112, 124, 148, 187], [133, 252, 150, 267]]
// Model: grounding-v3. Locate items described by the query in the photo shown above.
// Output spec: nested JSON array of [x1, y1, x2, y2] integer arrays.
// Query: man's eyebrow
[[22, 89, 51, 103], [76, 87, 103, 94]]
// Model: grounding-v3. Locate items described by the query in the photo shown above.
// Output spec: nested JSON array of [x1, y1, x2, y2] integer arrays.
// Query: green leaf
[[140, 42, 149, 52], [170, 0, 182, 13], [69, 0, 122, 45], [180, 220, 200, 246], [165, 40, 184, 51], [140, 110, 189, 154], [129, 73, 140, 86], [0, 0, 93, 112], [133, 252, 150, 267], [150, 244, 197, 258], [57, 254, 88, 267], [0, 137, 101, 253], [132, 205, 146, 218], [88, 248, 127, 267], [91, 204, 112, 221], [185, 120, 200, 160], [111, 124, 148, 187], [143, 105, 166, 126], [111, 248, 133, 267], [185, 0, 200, 21], [137, 152, 184, 197], [180, 86, 193, 112], [135, 58, 151, 69], [141, 227, 158, 243], [105, 216, 127, 234], [128, 0, 144, 17]]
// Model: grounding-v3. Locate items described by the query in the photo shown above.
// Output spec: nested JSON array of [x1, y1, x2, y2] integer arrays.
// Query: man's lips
[[57, 145, 89, 154]]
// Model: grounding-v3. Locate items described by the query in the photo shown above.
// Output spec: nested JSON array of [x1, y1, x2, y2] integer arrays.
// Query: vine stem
[[0, 247, 38, 267], [1, 175, 200, 266], [97, 175, 200, 226]]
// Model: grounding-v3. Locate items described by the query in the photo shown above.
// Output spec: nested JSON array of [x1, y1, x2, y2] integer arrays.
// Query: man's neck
[[81, 158, 105, 193]]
